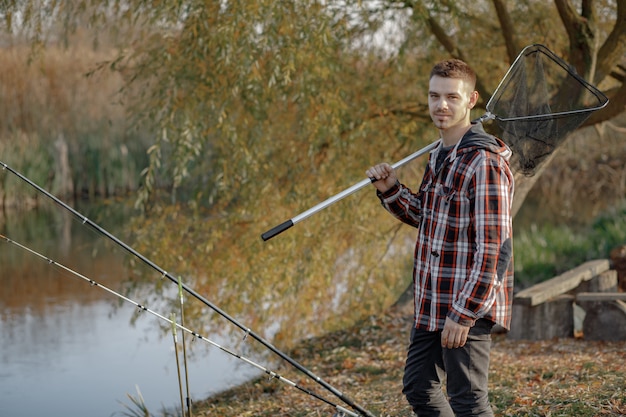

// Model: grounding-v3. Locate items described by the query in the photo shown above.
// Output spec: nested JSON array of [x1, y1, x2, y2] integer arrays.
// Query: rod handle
[[261, 219, 294, 241]]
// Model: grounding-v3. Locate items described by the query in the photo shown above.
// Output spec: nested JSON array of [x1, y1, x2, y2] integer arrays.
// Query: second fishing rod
[[0, 232, 359, 417], [0, 161, 376, 417]]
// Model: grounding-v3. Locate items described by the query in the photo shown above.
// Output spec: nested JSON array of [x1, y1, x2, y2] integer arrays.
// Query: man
[[366, 59, 514, 416]]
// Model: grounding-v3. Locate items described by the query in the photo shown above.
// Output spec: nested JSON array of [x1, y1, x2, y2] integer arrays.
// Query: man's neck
[[440, 124, 472, 147]]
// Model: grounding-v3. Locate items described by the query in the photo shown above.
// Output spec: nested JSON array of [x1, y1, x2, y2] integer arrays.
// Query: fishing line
[[0, 232, 361, 417], [0, 161, 375, 417]]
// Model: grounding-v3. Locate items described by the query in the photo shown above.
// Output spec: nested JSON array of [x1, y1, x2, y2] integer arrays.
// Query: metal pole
[[261, 140, 439, 241]]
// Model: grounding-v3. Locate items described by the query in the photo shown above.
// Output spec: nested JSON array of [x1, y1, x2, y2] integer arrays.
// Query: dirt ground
[[194, 309, 626, 417]]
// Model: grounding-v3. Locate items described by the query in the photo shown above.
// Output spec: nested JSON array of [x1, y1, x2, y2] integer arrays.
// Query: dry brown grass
[[531, 115, 626, 223], [0, 38, 124, 137]]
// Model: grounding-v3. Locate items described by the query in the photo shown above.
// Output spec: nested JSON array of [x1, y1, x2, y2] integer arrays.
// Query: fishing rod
[[0, 161, 375, 417], [0, 232, 361, 417], [176, 277, 193, 417], [170, 313, 186, 417]]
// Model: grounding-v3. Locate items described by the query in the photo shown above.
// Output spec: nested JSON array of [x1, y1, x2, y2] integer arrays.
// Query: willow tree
[[2, 0, 624, 343]]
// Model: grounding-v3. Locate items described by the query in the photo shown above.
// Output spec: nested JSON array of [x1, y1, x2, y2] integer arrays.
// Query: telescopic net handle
[[261, 141, 439, 241], [261, 219, 294, 241]]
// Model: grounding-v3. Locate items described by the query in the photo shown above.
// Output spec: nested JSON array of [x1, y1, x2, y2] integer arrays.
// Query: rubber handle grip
[[261, 220, 294, 241]]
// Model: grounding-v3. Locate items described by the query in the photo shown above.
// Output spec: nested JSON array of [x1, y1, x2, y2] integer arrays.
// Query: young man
[[366, 59, 514, 416]]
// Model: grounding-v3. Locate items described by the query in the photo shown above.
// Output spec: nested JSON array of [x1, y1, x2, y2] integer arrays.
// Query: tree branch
[[410, 2, 490, 101], [366, 104, 430, 121], [595, 0, 626, 83], [582, 80, 626, 127], [553, 0, 595, 77], [491, 0, 520, 62]]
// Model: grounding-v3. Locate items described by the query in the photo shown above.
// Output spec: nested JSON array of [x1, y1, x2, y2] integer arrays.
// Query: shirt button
[[431, 251, 440, 257]]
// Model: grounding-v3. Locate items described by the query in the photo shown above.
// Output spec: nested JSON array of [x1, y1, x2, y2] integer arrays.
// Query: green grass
[[514, 201, 626, 288]]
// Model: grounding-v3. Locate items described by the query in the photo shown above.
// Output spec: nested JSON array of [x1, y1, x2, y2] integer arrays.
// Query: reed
[[119, 386, 152, 417], [528, 118, 626, 223], [0, 39, 150, 203]]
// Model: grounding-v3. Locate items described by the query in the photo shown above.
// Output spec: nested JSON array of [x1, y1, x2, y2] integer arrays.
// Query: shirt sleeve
[[377, 181, 425, 228]]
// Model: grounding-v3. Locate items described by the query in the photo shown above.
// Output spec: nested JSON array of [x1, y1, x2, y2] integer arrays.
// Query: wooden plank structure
[[509, 259, 626, 340], [514, 260, 610, 306]]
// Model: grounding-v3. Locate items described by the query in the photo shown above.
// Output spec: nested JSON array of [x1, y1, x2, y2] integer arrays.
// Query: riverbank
[[192, 307, 626, 417]]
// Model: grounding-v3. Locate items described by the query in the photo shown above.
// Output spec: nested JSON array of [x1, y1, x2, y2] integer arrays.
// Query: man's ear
[[468, 90, 479, 109]]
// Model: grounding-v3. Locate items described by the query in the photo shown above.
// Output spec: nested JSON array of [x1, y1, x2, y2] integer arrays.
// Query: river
[[0, 200, 261, 417]]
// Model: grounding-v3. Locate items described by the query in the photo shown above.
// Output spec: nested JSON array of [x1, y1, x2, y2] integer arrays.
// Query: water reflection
[[0, 202, 261, 417]]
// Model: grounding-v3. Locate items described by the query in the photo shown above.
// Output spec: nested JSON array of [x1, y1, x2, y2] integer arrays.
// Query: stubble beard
[[431, 107, 470, 132]]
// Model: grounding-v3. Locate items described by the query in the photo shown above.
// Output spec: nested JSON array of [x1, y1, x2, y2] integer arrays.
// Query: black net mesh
[[485, 44, 609, 175]]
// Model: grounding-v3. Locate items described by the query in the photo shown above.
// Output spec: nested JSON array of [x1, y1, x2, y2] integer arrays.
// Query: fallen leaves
[[194, 310, 625, 417]]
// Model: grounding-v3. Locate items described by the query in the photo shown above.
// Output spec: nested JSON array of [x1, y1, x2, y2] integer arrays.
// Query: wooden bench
[[508, 259, 626, 340], [513, 259, 610, 306]]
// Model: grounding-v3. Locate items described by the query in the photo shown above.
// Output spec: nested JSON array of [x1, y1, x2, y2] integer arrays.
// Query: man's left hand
[[441, 317, 470, 348]]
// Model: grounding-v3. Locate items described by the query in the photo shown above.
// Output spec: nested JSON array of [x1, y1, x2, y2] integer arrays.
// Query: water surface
[[0, 202, 261, 417]]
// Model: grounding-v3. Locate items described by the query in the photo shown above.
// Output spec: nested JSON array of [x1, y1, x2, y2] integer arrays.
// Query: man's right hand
[[366, 163, 398, 193]]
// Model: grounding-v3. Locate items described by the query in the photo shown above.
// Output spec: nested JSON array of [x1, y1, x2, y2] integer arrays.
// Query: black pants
[[402, 319, 495, 417]]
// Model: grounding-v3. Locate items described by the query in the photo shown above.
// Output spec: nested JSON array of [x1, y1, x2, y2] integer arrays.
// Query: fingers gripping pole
[[261, 141, 440, 241]]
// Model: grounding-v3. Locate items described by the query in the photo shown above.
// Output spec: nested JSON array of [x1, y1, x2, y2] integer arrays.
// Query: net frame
[[483, 43, 609, 122], [478, 44, 609, 175]]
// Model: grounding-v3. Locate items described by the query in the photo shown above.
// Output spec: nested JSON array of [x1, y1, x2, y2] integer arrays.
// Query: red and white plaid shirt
[[378, 123, 515, 331]]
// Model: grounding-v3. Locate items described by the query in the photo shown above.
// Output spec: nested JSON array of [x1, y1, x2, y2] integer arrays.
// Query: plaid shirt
[[378, 124, 514, 331]]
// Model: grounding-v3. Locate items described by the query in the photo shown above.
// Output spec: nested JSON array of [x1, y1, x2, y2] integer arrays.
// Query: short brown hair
[[430, 59, 476, 89]]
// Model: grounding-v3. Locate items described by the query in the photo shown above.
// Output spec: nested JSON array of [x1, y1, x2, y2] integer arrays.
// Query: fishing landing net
[[482, 44, 609, 176], [261, 44, 609, 241]]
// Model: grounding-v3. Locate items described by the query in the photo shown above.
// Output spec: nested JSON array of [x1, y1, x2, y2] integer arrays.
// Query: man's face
[[428, 75, 477, 132]]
